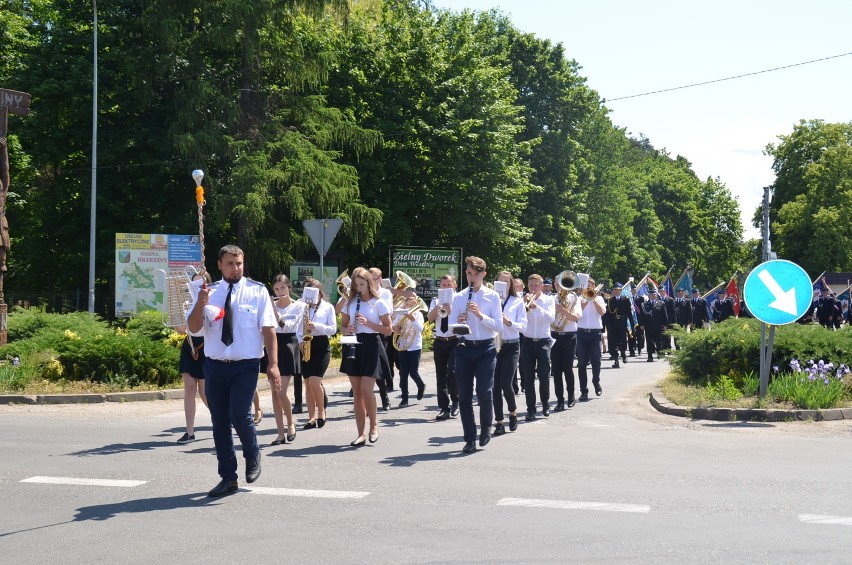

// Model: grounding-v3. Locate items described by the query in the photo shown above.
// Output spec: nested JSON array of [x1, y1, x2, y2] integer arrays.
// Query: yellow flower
[[63, 329, 80, 341]]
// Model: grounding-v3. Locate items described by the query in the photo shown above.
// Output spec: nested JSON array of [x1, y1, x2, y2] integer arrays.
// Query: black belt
[[526, 337, 550, 342], [578, 328, 601, 333], [434, 336, 458, 341], [501, 338, 520, 344], [464, 338, 494, 346], [552, 331, 576, 336]]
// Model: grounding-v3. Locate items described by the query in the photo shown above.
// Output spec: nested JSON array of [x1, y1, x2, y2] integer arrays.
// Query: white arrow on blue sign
[[743, 259, 813, 325]]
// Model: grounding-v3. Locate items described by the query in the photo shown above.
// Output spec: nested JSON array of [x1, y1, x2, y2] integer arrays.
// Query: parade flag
[[812, 271, 828, 294], [673, 267, 694, 294], [726, 276, 740, 317], [662, 273, 673, 296], [702, 281, 726, 322]]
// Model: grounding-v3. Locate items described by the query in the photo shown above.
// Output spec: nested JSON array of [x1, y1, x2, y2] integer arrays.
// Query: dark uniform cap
[[613, 282, 623, 289], [691, 287, 699, 293], [543, 278, 553, 285]]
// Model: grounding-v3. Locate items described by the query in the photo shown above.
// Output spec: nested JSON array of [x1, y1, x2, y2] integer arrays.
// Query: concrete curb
[[0, 378, 271, 405], [649, 386, 849, 422]]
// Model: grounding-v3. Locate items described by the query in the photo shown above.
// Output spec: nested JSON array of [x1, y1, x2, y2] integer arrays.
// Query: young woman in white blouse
[[393, 293, 426, 407], [340, 267, 392, 446], [269, 274, 301, 445], [299, 278, 337, 430]]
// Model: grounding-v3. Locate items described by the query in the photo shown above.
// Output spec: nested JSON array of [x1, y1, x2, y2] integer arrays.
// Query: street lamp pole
[[88, 0, 98, 313]]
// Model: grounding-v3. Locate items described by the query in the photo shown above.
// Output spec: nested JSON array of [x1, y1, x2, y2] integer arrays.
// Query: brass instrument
[[300, 287, 319, 362], [582, 283, 604, 300], [392, 271, 417, 308], [552, 270, 581, 331], [336, 269, 350, 302], [392, 301, 425, 352], [523, 292, 539, 311]]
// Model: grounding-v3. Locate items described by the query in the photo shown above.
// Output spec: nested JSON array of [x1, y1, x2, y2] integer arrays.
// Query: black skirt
[[301, 334, 330, 378], [277, 332, 301, 376], [178, 335, 205, 379], [342, 333, 385, 379]]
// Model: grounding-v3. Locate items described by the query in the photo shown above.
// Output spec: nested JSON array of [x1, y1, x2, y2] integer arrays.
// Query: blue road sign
[[743, 259, 812, 325]]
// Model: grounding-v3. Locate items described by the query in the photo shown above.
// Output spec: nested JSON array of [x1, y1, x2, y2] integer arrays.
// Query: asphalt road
[[2, 353, 852, 564]]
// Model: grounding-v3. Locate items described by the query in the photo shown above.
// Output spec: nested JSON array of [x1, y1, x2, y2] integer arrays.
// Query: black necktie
[[221, 283, 234, 346], [440, 311, 448, 333]]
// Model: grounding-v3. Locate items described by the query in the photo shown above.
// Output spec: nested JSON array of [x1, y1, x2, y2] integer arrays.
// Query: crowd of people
[[177, 245, 848, 496]]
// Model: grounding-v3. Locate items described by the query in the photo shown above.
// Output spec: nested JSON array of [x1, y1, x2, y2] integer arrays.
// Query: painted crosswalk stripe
[[799, 514, 852, 526], [246, 487, 369, 499], [498, 497, 650, 513], [21, 476, 147, 488]]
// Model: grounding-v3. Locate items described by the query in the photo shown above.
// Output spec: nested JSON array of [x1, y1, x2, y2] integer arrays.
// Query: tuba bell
[[552, 270, 581, 331], [392, 271, 417, 308], [336, 269, 351, 301]]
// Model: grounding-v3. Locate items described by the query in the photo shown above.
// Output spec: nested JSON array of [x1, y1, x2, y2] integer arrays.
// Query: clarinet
[[459, 287, 474, 347], [346, 295, 361, 361]]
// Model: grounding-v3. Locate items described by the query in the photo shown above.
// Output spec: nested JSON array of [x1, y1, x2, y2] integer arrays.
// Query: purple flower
[[773, 365, 779, 373]]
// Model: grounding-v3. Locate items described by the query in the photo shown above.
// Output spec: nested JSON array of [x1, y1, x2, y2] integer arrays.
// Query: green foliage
[[670, 319, 852, 386], [767, 373, 845, 410], [0, 311, 180, 392], [705, 375, 742, 402], [742, 371, 759, 396]]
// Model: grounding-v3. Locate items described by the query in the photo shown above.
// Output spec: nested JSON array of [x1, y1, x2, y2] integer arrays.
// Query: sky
[[433, 0, 852, 239]]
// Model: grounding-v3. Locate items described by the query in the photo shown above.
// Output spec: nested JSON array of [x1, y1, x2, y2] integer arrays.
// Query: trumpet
[[524, 291, 540, 311]]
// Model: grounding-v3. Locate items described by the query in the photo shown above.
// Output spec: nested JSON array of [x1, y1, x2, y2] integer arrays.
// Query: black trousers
[[493, 341, 520, 421], [520, 338, 551, 413], [551, 332, 577, 402], [608, 319, 628, 357], [576, 329, 601, 393], [645, 328, 664, 356], [432, 338, 459, 410]]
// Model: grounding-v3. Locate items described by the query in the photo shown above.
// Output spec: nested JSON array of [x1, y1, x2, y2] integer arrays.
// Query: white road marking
[[20, 476, 147, 488], [799, 514, 852, 526], [246, 487, 369, 499], [498, 497, 650, 513]]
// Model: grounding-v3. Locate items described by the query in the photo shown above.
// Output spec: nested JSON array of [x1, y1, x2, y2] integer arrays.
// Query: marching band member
[[492, 271, 527, 435], [369, 267, 394, 410], [298, 279, 337, 430], [575, 275, 606, 402], [341, 267, 393, 446], [427, 274, 460, 420], [550, 275, 582, 410], [448, 256, 501, 454], [606, 283, 631, 368], [520, 274, 556, 421], [393, 294, 426, 407], [269, 274, 301, 445]]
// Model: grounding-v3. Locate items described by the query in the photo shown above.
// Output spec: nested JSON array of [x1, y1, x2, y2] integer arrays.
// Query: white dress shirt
[[274, 301, 303, 334], [429, 294, 459, 338], [521, 294, 556, 339], [190, 277, 276, 361], [296, 300, 337, 341], [577, 296, 606, 330], [498, 295, 527, 340], [553, 293, 582, 332], [345, 295, 391, 334], [448, 285, 501, 340]]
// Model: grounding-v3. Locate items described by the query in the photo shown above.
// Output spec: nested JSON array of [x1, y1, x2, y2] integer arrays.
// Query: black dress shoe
[[450, 401, 459, 417], [555, 400, 565, 411], [303, 420, 317, 430], [493, 422, 506, 436], [417, 383, 426, 400], [508, 414, 518, 431], [381, 398, 390, 412], [246, 454, 261, 484], [208, 478, 238, 497], [542, 406, 551, 417], [436, 409, 450, 421], [594, 383, 602, 396], [350, 436, 366, 447], [286, 428, 297, 442], [398, 399, 409, 408], [479, 433, 491, 447], [316, 419, 325, 429], [292, 404, 303, 414], [612, 361, 620, 368], [462, 441, 477, 454], [567, 397, 577, 408], [177, 432, 195, 443], [647, 355, 654, 362], [270, 436, 286, 446], [579, 392, 589, 402], [525, 413, 536, 422]]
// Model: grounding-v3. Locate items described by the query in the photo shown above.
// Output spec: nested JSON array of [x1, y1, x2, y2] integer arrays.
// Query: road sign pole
[[759, 323, 767, 397]]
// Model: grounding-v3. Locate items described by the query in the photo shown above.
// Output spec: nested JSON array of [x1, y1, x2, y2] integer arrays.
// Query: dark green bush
[[670, 319, 852, 386], [0, 310, 180, 390]]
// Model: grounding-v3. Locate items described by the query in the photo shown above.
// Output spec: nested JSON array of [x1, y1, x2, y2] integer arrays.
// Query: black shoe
[[177, 432, 195, 443], [450, 401, 459, 417], [594, 383, 602, 397], [246, 454, 261, 484], [579, 392, 589, 402], [555, 400, 565, 411], [567, 397, 577, 408], [417, 383, 426, 400], [369, 429, 379, 443], [493, 423, 506, 436], [462, 441, 477, 454], [208, 478, 238, 497], [436, 409, 450, 421], [479, 433, 491, 447], [525, 413, 536, 422], [647, 355, 654, 362], [303, 420, 317, 430], [270, 436, 286, 446], [542, 406, 551, 417], [286, 427, 297, 442], [508, 414, 518, 431], [351, 436, 366, 447], [316, 419, 325, 429], [398, 399, 409, 408], [292, 404, 303, 414], [381, 398, 390, 412]]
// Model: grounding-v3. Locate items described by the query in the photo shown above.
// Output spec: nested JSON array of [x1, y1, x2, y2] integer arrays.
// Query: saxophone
[[300, 301, 313, 362]]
